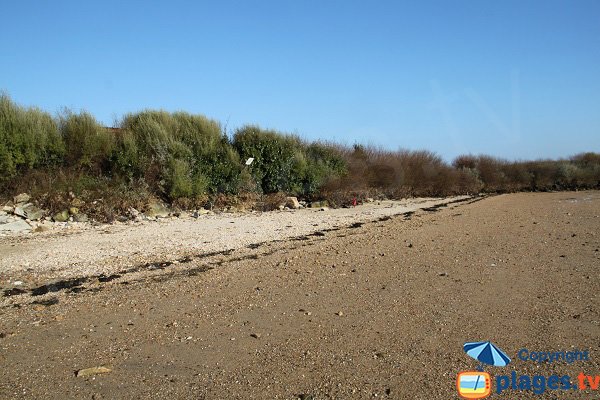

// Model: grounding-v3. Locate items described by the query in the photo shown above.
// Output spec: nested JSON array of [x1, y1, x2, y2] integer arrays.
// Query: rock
[[53, 210, 69, 222], [76, 366, 112, 377], [127, 207, 143, 222], [2, 205, 13, 213], [145, 201, 170, 218], [13, 193, 30, 204], [73, 213, 89, 223], [0, 215, 10, 224], [319, 207, 329, 211], [192, 208, 210, 218], [13, 206, 26, 218], [69, 207, 79, 215], [71, 198, 85, 207], [0, 219, 31, 233], [278, 204, 285, 211], [366, 197, 374, 202], [285, 196, 300, 209], [14, 204, 45, 221]]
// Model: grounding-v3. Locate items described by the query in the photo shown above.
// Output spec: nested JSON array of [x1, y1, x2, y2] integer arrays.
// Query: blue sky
[[1, 0, 598, 161]]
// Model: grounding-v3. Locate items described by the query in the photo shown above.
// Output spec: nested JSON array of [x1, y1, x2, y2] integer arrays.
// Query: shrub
[[1, 94, 599, 213], [233, 125, 301, 194], [233, 126, 347, 197], [0, 94, 65, 180], [118, 110, 241, 199], [59, 110, 114, 172]]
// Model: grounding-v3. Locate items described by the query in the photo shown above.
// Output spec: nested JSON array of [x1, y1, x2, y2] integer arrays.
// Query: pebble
[[76, 366, 112, 377]]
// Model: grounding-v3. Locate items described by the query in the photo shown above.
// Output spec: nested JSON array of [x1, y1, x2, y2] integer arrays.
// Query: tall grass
[[0, 94, 64, 180], [116, 110, 241, 199]]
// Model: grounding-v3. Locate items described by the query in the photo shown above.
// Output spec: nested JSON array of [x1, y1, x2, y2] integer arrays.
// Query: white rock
[[0, 219, 31, 233]]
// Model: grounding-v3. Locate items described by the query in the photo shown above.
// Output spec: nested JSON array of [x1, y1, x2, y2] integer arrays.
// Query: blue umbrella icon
[[464, 341, 511, 368], [462, 341, 511, 394]]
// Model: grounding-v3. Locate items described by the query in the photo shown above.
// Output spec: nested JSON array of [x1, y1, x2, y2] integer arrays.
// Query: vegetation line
[[1, 94, 598, 221]]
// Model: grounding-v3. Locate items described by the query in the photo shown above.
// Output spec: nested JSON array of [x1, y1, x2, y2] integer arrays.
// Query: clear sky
[[1, 0, 599, 161]]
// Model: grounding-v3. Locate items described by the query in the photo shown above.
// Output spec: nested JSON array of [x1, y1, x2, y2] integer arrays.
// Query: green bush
[[232, 126, 346, 196], [0, 94, 65, 180], [59, 110, 114, 171], [1, 94, 599, 212], [118, 110, 241, 199], [233, 125, 302, 194]]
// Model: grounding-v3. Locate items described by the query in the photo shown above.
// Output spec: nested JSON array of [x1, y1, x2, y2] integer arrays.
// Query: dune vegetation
[[1, 94, 599, 220]]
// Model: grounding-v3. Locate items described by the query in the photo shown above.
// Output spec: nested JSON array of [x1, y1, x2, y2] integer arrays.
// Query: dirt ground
[[0, 191, 599, 399]]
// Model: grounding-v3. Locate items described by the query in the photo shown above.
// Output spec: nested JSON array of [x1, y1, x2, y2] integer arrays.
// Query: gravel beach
[[0, 191, 599, 399]]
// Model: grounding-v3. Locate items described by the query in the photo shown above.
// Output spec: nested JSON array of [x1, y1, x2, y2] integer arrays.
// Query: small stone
[[250, 333, 261, 339], [69, 207, 79, 215], [145, 201, 170, 218], [14, 204, 45, 221], [13, 193, 30, 204], [439, 272, 448, 277], [53, 210, 69, 222], [76, 366, 112, 377], [336, 311, 344, 316], [285, 196, 301, 209]]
